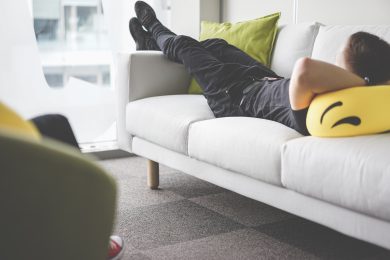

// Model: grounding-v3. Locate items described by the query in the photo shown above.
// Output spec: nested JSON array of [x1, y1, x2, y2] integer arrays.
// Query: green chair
[[0, 131, 117, 260]]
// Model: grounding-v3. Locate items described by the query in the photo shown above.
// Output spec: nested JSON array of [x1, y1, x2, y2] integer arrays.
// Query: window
[[33, 0, 111, 89], [32, 0, 115, 150], [30, 0, 171, 151]]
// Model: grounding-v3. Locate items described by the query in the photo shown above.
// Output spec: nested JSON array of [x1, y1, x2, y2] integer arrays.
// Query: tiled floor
[[100, 156, 390, 260]]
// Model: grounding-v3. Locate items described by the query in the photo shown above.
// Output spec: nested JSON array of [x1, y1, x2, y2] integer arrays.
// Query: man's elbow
[[292, 57, 314, 87]]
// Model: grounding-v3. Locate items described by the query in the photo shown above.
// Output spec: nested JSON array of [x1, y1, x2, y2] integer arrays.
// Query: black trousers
[[30, 114, 80, 149], [149, 21, 309, 135], [150, 22, 278, 115]]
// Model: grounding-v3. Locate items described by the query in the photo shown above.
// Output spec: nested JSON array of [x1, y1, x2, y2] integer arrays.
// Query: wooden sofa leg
[[147, 160, 159, 190]]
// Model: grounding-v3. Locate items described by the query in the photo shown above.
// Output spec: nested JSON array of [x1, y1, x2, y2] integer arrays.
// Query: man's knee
[[164, 35, 198, 61], [170, 35, 196, 47], [212, 38, 228, 46], [203, 38, 228, 45], [201, 38, 228, 50]]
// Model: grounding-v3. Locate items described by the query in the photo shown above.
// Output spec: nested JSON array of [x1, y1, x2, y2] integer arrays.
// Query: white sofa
[[116, 23, 390, 249]]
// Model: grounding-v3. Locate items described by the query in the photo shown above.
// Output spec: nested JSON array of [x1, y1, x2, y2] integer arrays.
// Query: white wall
[[170, 0, 220, 39], [170, 0, 200, 38], [221, 0, 294, 24], [297, 0, 390, 25], [222, 0, 390, 25]]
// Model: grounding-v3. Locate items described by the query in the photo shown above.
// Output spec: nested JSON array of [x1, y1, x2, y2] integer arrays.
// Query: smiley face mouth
[[321, 101, 362, 128], [331, 116, 361, 128]]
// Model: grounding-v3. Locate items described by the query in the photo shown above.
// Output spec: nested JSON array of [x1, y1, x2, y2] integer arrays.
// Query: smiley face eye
[[321, 101, 361, 128], [321, 101, 343, 124]]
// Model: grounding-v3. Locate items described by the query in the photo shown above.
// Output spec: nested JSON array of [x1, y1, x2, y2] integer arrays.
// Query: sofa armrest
[[115, 51, 191, 152], [117, 51, 190, 102]]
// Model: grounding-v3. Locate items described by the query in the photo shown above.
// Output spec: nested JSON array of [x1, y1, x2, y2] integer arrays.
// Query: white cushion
[[311, 25, 390, 63], [188, 117, 302, 186], [126, 95, 214, 154], [271, 22, 320, 78], [282, 134, 390, 221]]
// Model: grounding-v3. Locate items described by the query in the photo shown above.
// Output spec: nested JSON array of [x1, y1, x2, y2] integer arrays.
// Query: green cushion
[[188, 12, 281, 94]]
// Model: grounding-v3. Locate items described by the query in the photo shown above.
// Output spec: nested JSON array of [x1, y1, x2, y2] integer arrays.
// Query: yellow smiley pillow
[[307, 85, 390, 137]]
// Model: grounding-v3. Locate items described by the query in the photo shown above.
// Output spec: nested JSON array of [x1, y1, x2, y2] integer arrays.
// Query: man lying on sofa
[[129, 1, 390, 136]]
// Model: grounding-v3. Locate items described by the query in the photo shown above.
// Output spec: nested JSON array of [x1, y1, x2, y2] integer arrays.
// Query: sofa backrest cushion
[[311, 25, 390, 64], [270, 22, 320, 78]]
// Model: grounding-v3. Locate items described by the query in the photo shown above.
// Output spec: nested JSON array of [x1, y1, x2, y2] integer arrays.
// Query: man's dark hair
[[344, 31, 390, 84]]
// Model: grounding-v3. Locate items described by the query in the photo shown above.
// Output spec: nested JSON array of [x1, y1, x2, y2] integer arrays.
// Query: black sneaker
[[129, 17, 160, 51], [134, 1, 158, 30]]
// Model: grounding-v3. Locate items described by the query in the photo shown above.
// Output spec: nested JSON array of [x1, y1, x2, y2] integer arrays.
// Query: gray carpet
[[99, 156, 390, 260]]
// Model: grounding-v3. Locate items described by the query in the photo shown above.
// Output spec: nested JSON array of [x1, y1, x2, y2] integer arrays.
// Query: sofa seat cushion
[[188, 117, 302, 186], [282, 134, 390, 221], [126, 95, 214, 154]]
